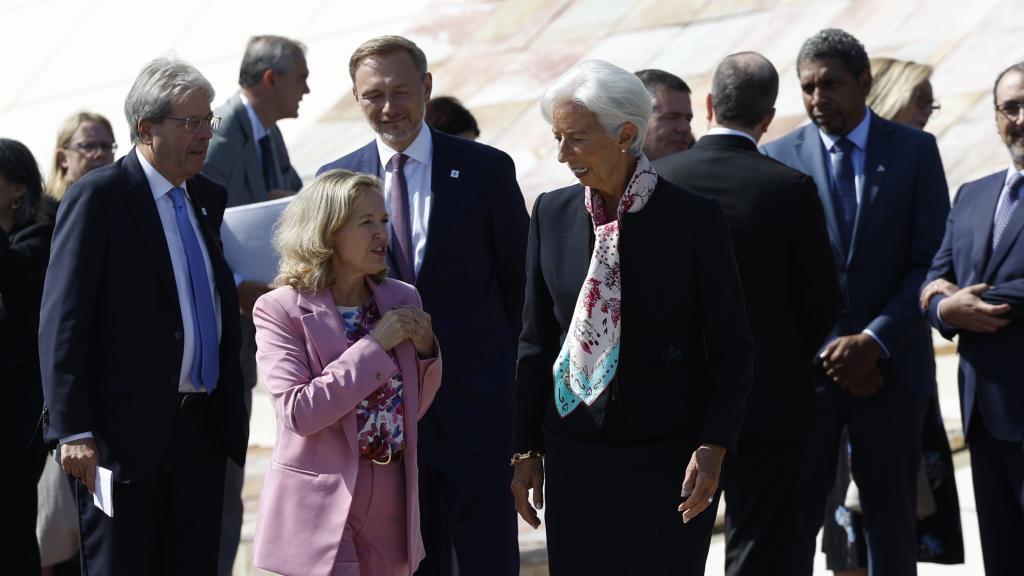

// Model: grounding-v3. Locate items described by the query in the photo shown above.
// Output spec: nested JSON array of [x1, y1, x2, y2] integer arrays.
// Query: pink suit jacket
[[250, 278, 441, 576]]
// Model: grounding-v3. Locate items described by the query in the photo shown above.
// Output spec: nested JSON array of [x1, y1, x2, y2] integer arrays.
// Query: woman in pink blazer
[[251, 169, 441, 576]]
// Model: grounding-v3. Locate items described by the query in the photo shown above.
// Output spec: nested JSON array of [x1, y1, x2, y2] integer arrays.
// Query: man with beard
[[762, 29, 949, 575], [317, 35, 529, 575], [921, 61, 1024, 576], [635, 69, 695, 159]]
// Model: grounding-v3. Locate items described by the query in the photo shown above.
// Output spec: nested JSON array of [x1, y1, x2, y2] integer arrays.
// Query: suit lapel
[[186, 180, 236, 310], [796, 125, 845, 263], [983, 173, 1024, 280], [232, 95, 267, 202], [850, 113, 895, 265], [298, 288, 347, 373], [562, 185, 594, 299], [970, 173, 1002, 280], [120, 149, 180, 305], [417, 130, 461, 291]]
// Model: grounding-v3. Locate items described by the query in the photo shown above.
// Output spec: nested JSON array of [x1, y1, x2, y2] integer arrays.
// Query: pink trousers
[[332, 459, 409, 576]]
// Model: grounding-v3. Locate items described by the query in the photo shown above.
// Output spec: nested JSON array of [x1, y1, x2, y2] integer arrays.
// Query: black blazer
[[318, 129, 529, 453], [1, 221, 52, 450], [655, 134, 841, 437], [39, 149, 248, 481], [515, 177, 755, 454]]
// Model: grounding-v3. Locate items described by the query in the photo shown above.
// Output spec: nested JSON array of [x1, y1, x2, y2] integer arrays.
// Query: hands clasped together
[[370, 306, 435, 357], [921, 279, 1010, 333]]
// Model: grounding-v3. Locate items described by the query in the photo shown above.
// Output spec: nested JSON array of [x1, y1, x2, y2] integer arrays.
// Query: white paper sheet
[[92, 466, 114, 517], [220, 197, 294, 284]]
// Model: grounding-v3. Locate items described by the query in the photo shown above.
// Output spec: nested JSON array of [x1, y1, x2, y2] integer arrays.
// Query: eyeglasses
[[65, 141, 117, 155], [996, 101, 1024, 121], [163, 114, 221, 132]]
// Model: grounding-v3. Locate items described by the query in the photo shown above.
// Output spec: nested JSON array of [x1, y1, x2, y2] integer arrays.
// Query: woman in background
[[41, 111, 117, 223], [822, 57, 964, 576], [0, 138, 51, 576]]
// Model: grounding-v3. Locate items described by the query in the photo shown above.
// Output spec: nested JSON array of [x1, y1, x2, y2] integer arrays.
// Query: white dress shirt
[[707, 126, 758, 145], [376, 122, 434, 275]]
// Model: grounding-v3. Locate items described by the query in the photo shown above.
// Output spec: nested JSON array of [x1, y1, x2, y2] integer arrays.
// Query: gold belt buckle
[[370, 449, 403, 465]]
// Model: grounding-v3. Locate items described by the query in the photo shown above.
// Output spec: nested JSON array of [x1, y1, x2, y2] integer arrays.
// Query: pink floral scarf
[[553, 154, 657, 418]]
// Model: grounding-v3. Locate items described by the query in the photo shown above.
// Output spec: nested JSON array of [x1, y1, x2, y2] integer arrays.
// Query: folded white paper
[[221, 197, 294, 284], [92, 466, 114, 517]]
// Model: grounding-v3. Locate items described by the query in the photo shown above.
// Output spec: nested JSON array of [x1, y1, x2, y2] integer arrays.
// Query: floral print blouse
[[337, 299, 405, 462]]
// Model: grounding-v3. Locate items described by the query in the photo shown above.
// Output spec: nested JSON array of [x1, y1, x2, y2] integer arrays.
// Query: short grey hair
[[124, 56, 215, 144], [540, 60, 652, 156], [797, 28, 870, 79], [239, 35, 306, 87], [711, 52, 779, 128]]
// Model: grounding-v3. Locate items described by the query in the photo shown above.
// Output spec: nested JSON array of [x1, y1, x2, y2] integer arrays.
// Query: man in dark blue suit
[[921, 61, 1024, 576], [318, 35, 529, 575], [762, 29, 949, 575], [39, 57, 248, 574]]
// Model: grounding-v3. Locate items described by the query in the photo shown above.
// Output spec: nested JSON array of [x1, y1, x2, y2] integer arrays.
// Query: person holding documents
[[38, 56, 248, 574], [251, 169, 440, 576]]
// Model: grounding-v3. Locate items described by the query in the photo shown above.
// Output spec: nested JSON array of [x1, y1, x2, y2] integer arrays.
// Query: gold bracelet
[[510, 450, 544, 466]]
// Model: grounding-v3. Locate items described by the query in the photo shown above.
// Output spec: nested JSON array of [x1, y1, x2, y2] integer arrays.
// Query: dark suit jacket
[[317, 129, 529, 452], [762, 113, 949, 397], [515, 177, 754, 454], [39, 149, 248, 481], [655, 134, 840, 437], [926, 170, 1024, 441], [205, 93, 303, 208], [1, 221, 52, 450]]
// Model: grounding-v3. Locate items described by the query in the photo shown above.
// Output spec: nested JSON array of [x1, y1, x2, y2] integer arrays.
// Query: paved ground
[[233, 341, 985, 575]]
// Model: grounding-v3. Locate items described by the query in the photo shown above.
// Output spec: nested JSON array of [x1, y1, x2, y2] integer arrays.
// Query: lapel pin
[[201, 207, 208, 216], [450, 170, 460, 179], [876, 165, 886, 173]]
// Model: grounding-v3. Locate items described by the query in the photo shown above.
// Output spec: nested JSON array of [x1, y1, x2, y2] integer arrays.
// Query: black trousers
[[791, 379, 927, 576], [968, 407, 1024, 576], [543, 431, 719, 576], [73, 397, 227, 576], [723, 433, 804, 576], [414, 417, 519, 576], [1, 436, 47, 576]]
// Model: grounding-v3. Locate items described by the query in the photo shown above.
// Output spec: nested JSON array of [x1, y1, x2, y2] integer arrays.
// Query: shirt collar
[[707, 126, 757, 145], [136, 147, 186, 200], [818, 107, 871, 153], [238, 92, 269, 141], [1005, 165, 1024, 187], [376, 122, 432, 170]]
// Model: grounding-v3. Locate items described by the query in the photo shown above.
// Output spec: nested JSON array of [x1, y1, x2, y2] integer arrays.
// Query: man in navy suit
[[39, 57, 248, 574], [921, 61, 1024, 576], [317, 35, 529, 576], [762, 29, 949, 575]]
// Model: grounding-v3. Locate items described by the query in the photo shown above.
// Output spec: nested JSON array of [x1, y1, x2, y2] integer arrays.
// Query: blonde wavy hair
[[273, 169, 386, 292], [867, 57, 933, 121], [45, 111, 115, 201]]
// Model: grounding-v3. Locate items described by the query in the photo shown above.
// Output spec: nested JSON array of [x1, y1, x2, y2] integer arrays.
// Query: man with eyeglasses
[[39, 56, 247, 574], [920, 61, 1024, 576], [201, 34, 308, 576]]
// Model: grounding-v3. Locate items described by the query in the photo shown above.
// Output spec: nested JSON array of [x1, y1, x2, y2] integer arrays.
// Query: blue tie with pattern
[[169, 187, 219, 392], [832, 137, 857, 251], [992, 171, 1024, 249]]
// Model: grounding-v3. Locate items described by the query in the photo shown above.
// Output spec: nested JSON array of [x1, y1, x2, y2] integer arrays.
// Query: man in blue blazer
[[39, 57, 248, 574], [921, 62, 1024, 576], [762, 29, 949, 575], [318, 36, 528, 576]]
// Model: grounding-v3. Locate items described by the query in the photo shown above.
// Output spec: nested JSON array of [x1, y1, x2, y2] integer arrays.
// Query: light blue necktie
[[169, 187, 219, 392]]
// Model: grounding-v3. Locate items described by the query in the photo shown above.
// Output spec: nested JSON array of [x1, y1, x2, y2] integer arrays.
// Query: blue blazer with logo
[[926, 170, 1024, 441], [762, 112, 949, 397], [317, 129, 529, 452]]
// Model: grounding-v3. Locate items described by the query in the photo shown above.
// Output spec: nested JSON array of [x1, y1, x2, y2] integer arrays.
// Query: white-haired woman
[[510, 59, 755, 574], [251, 169, 441, 576]]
